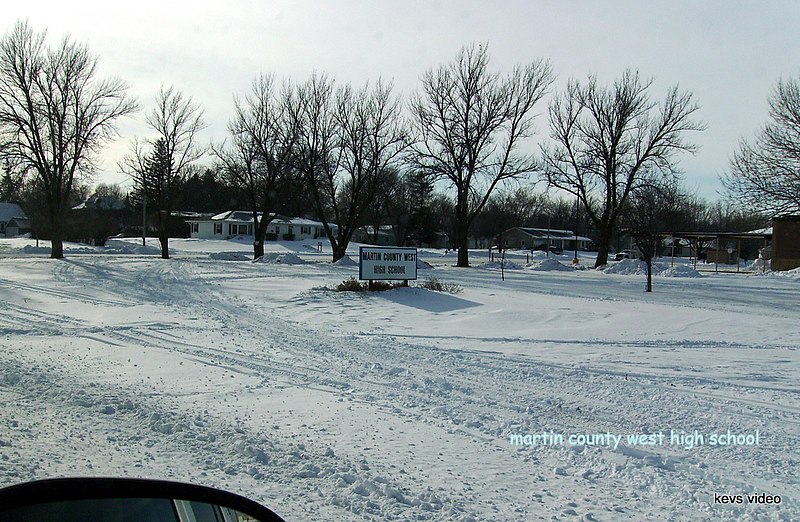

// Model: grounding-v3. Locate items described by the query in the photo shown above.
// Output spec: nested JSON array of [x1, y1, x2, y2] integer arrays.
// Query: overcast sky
[[4, 0, 799, 201]]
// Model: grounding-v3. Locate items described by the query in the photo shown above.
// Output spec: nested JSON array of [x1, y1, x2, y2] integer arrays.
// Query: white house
[[185, 211, 336, 241], [0, 203, 28, 237]]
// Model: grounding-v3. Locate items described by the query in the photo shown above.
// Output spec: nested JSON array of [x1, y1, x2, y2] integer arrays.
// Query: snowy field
[[0, 237, 798, 521]]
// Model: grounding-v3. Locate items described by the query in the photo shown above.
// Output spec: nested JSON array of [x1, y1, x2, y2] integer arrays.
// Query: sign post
[[359, 247, 418, 284]]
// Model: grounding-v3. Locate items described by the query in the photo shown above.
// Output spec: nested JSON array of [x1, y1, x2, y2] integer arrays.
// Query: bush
[[335, 277, 407, 292], [416, 277, 463, 294], [282, 233, 295, 241], [336, 277, 367, 292], [265, 232, 277, 241]]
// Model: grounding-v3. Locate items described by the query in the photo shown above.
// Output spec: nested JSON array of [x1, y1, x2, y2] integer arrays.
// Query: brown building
[[501, 227, 593, 252], [771, 216, 800, 271]]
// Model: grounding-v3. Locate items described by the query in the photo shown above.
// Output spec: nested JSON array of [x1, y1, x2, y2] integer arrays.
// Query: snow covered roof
[[0, 202, 26, 222], [210, 210, 258, 222], [746, 227, 773, 235], [7, 217, 29, 227], [199, 211, 335, 228], [72, 195, 126, 210], [510, 227, 592, 242]]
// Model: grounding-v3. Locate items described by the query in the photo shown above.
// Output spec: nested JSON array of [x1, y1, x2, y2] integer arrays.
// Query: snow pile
[[332, 255, 358, 266], [253, 252, 307, 264], [660, 265, 703, 278], [762, 266, 800, 280], [416, 258, 433, 270], [23, 244, 98, 254], [600, 258, 648, 275], [748, 258, 771, 272], [601, 259, 703, 278], [528, 258, 573, 272], [209, 251, 251, 261], [779, 266, 800, 279], [21, 245, 51, 254], [104, 239, 163, 255]]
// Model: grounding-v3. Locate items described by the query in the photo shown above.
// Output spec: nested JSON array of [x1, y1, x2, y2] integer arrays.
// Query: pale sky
[[4, 0, 799, 201]]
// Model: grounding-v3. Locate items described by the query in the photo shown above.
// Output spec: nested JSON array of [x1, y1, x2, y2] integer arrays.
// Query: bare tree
[[0, 21, 137, 258], [622, 177, 682, 292], [293, 75, 408, 262], [541, 70, 704, 268], [408, 43, 553, 267], [723, 76, 800, 216], [472, 186, 550, 243], [121, 86, 205, 259], [214, 75, 298, 259]]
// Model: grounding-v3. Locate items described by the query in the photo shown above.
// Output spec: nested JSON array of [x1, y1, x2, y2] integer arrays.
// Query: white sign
[[359, 247, 418, 281]]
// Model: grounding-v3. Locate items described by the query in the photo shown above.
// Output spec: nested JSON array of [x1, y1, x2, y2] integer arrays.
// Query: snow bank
[[660, 265, 703, 278], [748, 258, 771, 272], [21, 245, 52, 254], [23, 244, 99, 255], [209, 251, 251, 261], [600, 258, 648, 275], [253, 252, 307, 264], [758, 266, 800, 280], [600, 259, 702, 278], [777, 266, 800, 280], [416, 258, 433, 270], [103, 239, 163, 255], [528, 258, 573, 272], [332, 255, 358, 266]]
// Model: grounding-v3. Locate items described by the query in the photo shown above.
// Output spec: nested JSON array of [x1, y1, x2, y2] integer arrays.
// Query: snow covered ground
[[0, 237, 798, 521]]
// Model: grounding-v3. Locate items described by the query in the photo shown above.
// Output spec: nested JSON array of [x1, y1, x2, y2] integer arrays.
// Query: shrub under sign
[[359, 247, 418, 281]]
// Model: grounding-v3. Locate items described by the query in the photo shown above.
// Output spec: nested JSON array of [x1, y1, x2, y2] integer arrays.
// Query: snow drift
[[253, 252, 307, 264]]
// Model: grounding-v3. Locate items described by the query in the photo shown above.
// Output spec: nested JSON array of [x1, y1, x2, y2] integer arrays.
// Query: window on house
[[214, 223, 222, 235], [301, 226, 310, 235], [190, 223, 199, 233]]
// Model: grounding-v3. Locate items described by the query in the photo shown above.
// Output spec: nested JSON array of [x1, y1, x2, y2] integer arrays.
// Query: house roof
[[0, 202, 26, 222], [6, 217, 29, 228], [193, 211, 335, 228], [507, 227, 592, 242], [72, 195, 126, 211]]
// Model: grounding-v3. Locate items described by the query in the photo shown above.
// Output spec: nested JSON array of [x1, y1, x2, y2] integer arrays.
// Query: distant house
[[70, 195, 131, 245], [501, 227, 593, 252], [354, 226, 396, 246], [185, 211, 336, 241], [72, 195, 127, 211], [0, 203, 28, 237]]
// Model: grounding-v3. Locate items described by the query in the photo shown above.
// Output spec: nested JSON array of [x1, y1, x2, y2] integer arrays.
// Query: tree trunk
[[253, 240, 264, 260], [50, 237, 64, 259], [157, 210, 170, 259], [332, 243, 348, 263], [594, 226, 612, 268], [455, 205, 470, 267], [48, 211, 65, 259], [456, 230, 470, 267], [645, 257, 653, 292], [159, 234, 170, 259]]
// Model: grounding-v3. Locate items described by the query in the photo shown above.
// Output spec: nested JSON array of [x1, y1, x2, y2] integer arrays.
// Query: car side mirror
[[0, 477, 285, 522]]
